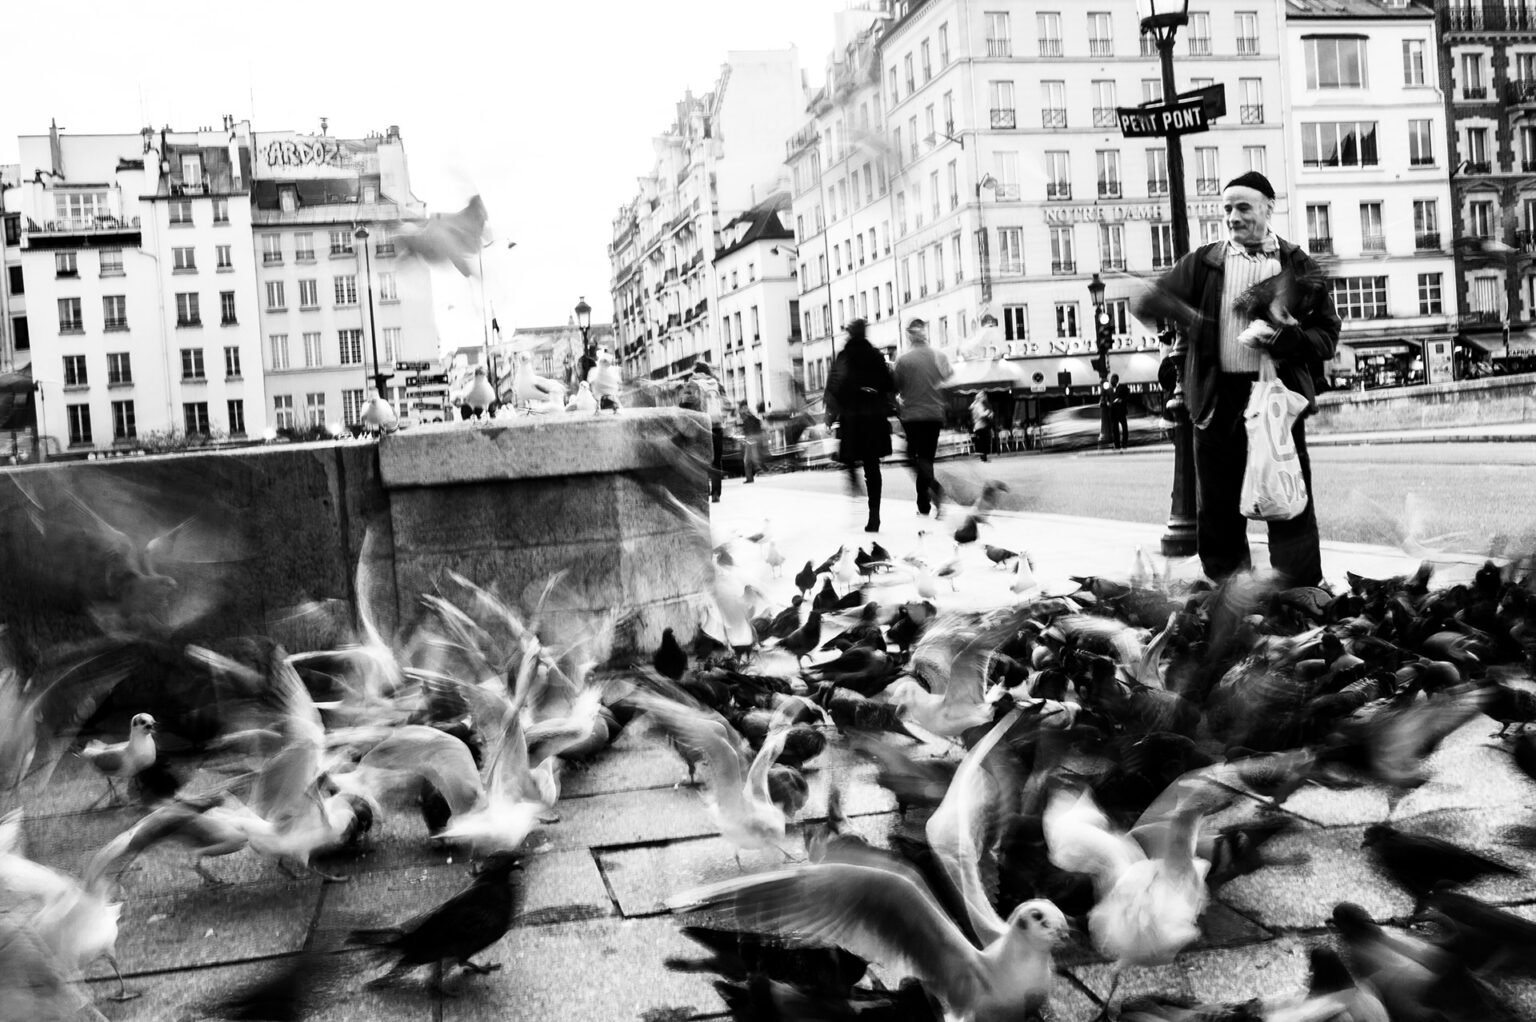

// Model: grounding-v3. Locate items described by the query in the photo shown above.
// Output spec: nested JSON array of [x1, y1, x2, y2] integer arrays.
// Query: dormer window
[[181, 154, 203, 188], [279, 186, 297, 213]]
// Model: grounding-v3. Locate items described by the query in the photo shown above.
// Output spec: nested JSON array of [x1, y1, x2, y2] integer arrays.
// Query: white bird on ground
[[513, 354, 567, 411], [76, 713, 157, 806], [569, 381, 599, 414]]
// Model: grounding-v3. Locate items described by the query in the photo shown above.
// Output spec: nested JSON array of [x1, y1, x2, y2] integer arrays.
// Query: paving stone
[[561, 728, 692, 797], [1389, 726, 1535, 817], [105, 878, 320, 975], [1273, 779, 1391, 828], [1067, 959, 1194, 1006], [548, 785, 718, 851], [1216, 824, 1416, 929], [314, 861, 488, 949], [440, 916, 725, 1022], [1369, 805, 1536, 906], [1179, 936, 1322, 1004], [90, 951, 435, 1022], [797, 739, 899, 820], [598, 836, 777, 918]]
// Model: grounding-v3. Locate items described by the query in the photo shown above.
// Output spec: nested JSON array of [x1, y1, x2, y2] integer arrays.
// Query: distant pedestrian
[[826, 318, 895, 533], [739, 401, 765, 483], [970, 391, 994, 462], [892, 317, 953, 517], [1111, 374, 1130, 450], [680, 361, 726, 503]]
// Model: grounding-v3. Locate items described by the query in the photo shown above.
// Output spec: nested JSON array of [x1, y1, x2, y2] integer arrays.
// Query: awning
[[1348, 343, 1414, 356], [0, 368, 36, 432], [1457, 334, 1505, 356], [941, 358, 1031, 392]]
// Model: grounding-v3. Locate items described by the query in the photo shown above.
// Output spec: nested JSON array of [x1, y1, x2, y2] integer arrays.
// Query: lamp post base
[[1160, 414, 1198, 558]]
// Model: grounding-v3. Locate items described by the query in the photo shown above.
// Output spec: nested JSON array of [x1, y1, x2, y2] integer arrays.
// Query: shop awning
[[1349, 343, 1414, 356], [941, 358, 1031, 392], [0, 369, 36, 432], [1457, 334, 1505, 356]]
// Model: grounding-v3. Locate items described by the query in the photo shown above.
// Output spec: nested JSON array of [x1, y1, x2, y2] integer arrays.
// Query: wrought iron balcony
[[1187, 37, 1211, 55], [1047, 182, 1072, 200], [1466, 161, 1493, 174], [1465, 86, 1488, 100], [1308, 237, 1333, 255], [1512, 80, 1536, 106], [1042, 109, 1067, 128], [1147, 178, 1169, 197], [1362, 234, 1386, 253], [1088, 40, 1112, 57], [1415, 231, 1441, 250], [1093, 108, 1118, 127], [33, 215, 142, 236], [1195, 178, 1220, 195], [1098, 183, 1121, 198], [1459, 310, 1500, 327], [1051, 260, 1076, 275], [1240, 105, 1264, 124], [1037, 39, 1061, 57], [990, 108, 1016, 129], [1441, 1, 1536, 31], [1519, 230, 1536, 253], [1236, 37, 1259, 54], [987, 38, 1012, 57]]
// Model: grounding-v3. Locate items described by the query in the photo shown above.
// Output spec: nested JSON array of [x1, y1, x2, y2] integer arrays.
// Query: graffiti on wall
[[253, 134, 369, 179]]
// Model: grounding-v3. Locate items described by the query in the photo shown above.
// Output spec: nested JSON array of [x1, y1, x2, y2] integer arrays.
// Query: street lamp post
[[1088, 272, 1112, 448], [1140, 0, 1198, 557], [574, 296, 594, 388], [353, 225, 394, 428]]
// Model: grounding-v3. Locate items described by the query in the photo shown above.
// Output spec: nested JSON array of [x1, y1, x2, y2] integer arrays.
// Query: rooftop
[[1285, 0, 1431, 18]]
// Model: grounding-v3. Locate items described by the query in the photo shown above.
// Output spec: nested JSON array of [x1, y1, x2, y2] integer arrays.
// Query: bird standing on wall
[[590, 349, 623, 411], [458, 366, 497, 418]]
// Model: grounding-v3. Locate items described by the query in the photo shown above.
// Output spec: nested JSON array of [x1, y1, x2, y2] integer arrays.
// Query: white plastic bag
[[1239, 355, 1310, 522]]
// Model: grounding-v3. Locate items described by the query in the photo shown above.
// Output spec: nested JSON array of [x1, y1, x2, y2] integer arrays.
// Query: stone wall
[[1311, 372, 1536, 434]]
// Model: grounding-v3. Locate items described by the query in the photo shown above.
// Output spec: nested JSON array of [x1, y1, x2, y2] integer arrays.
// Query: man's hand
[[1237, 319, 1279, 351]]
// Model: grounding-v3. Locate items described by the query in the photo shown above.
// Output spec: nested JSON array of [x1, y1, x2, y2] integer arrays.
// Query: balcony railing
[[1042, 109, 1067, 128], [1459, 310, 1500, 327], [1187, 37, 1211, 55], [1051, 260, 1076, 275], [263, 253, 282, 264], [994, 184, 1021, 200], [1467, 161, 1493, 174], [1240, 105, 1264, 124], [375, 243, 396, 256], [1415, 231, 1441, 250], [1141, 36, 1158, 57], [1148, 178, 1169, 197], [1098, 183, 1122, 198], [1088, 40, 1112, 57], [1309, 237, 1333, 255], [35, 215, 142, 235], [990, 108, 1017, 129], [1465, 86, 1488, 100], [1236, 37, 1259, 54], [1411, 155, 1436, 167], [1093, 107, 1118, 127], [1519, 229, 1536, 253], [1511, 80, 1536, 106], [1037, 39, 1061, 57], [1101, 256, 1125, 271], [1362, 234, 1386, 252], [987, 38, 1011, 57], [1047, 182, 1072, 200], [1195, 178, 1220, 195]]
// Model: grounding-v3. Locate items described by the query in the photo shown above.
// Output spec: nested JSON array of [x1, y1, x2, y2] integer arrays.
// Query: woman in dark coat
[[825, 319, 895, 533]]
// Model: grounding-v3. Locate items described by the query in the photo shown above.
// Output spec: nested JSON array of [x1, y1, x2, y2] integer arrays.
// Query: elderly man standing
[[892, 318, 953, 517], [1139, 171, 1340, 587]]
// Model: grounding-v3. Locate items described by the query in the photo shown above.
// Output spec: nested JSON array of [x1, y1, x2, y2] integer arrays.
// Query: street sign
[[1117, 100, 1211, 138], [1177, 83, 1226, 120], [405, 374, 450, 387], [395, 360, 433, 372]]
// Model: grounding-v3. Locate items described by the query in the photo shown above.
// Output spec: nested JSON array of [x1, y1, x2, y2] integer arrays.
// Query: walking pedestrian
[[892, 317, 953, 517], [826, 319, 895, 533], [1112, 375, 1130, 450], [680, 361, 726, 503], [970, 391, 994, 462], [738, 401, 765, 483], [1137, 170, 1340, 586]]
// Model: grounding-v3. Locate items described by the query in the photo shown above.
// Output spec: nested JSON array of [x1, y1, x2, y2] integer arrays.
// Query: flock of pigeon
[[1, 469, 1535, 1021]]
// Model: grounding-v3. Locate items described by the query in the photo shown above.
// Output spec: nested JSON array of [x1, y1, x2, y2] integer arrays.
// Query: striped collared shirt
[[1218, 233, 1282, 372]]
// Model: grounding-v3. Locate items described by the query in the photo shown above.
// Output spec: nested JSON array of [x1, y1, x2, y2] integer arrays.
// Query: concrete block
[[106, 878, 320, 974], [1179, 937, 1321, 1004], [1216, 824, 1415, 929], [543, 786, 718, 851]]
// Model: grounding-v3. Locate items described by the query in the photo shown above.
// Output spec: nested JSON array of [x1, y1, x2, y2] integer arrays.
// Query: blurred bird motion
[[394, 194, 489, 277]]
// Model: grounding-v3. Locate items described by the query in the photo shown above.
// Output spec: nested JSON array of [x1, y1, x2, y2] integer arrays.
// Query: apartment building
[[713, 193, 799, 411], [1, 164, 24, 374]]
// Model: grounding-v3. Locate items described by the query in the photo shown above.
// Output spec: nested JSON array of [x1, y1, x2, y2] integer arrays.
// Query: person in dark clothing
[[1110, 374, 1129, 450], [1137, 171, 1340, 587], [739, 402, 765, 483], [825, 319, 895, 533]]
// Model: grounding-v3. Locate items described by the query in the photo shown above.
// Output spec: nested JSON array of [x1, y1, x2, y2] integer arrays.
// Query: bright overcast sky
[[3, 0, 836, 346]]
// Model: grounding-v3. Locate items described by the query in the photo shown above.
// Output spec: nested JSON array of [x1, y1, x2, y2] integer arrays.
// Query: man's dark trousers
[[902, 419, 943, 514], [1192, 373, 1322, 587]]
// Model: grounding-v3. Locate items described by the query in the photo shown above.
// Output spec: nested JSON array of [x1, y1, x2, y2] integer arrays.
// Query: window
[[227, 400, 245, 436], [1360, 203, 1385, 252], [930, 170, 941, 219], [997, 227, 1024, 275], [1186, 12, 1210, 54], [12, 316, 27, 351], [897, 193, 908, 235], [947, 161, 959, 209], [904, 53, 915, 93], [213, 197, 229, 224], [864, 165, 874, 204], [216, 244, 232, 270], [1096, 150, 1121, 198], [55, 251, 78, 278], [273, 394, 296, 429], [343, 389, 367, 427], [169, 199, 193, 225], [58, 297, 83, 332], [224, 345, 242, 379], [1469, 200, 1494, 238], [63, 354, 87, 387], [1087, 12, 1112, 56], [184, 402, 211, 436], [1402, 39, 1426, 85], [220, 291, 237, 325], [262, 236, 284, 266], [279, 187, 297, 213], [1201, 219, 1225, 244], [1417, 273, 1443, 316], [939, 23, 949, 65], [1243, 146, 1267, 175], [1046, 151, 1071, 199], [932, 246, 945, 291], [171, 292, 199, 326], [1041, 81, 1067, 127], [5, 265, 19, 296], [1306, 37, 1366, 89], [306, 393, 327, 427], [303, 331, 323, 367], [952, 233, 964, 282], [330, 230, 356, 256], [96, 248, 123, 276], [1036, 12, 1060, 56], [1142, 78, 1164, 105], [1460, 52, 1485, 97], [3, 215, 18, 245], [1329, 276, 1388, 319], [993, 152, 1020, 200], [334, 276, 358, 306], [107, 352, 132, 384], [1240, 78, 1263, 124], [1002, 305, 1028, 341], [1099, 223, 1125, 270], [1092, 80, 1117, 126], [1236, 12, 1259, 54], [1523, 126, 1536, 171], [266, 281, 286, 311], [1466, 127, 1489, 169], [1307, 204, 1333, 253], [339, 329, 363, 365], [1151, 223, 1177, 268], [382, 327, 401, 364], [889, 67, 900, 105], [378, 272, 397, 301], [986, 11, 1012, 56], [921, 40, 931, 81], [297, 279, 318, 309], [111, 401, 136, 441], [1301, 121, 1379, 167], [103, 295, 127, 330], [1414, 200, 1439, 248], [295, 233, 315, 261], [1055, 303, 1079, 338], [181, 348, 206, 380], [1049, 226, 1075, 274], [1194, 148, 1219, 194], [989, 80, 1016, 129], [1404, 119, 1435, 167], [271, 334, 290, 370], [1147, 149, 1169, 195], [67, 404, 91, 446]]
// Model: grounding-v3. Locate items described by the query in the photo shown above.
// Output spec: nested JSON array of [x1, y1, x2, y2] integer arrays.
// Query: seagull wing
[[666, 862, 989, 1010], [1043, 787, 1143, 896]]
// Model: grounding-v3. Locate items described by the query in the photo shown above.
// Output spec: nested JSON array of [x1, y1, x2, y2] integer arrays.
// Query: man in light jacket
[[892, 318, 953, 517]]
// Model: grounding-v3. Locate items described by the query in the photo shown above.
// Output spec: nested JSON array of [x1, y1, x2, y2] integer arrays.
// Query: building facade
[[2, 165, 25, 374], [609, 50, 807, 387], [1436, 0, 1536, 371], [14, 121, 267, 450], [1284, 0, 1459, 389], [713, 193, 800, 412], [250, 126, 438, 432]]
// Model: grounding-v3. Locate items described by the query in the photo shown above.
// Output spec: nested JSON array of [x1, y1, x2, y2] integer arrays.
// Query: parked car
[[1040, 405, 1170, 450]]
